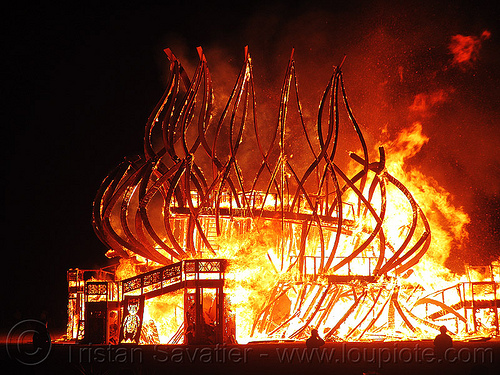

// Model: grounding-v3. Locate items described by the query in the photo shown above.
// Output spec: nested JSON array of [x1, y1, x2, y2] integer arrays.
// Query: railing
[[417, 280, 499, 335], [120, 259, 227, 299]]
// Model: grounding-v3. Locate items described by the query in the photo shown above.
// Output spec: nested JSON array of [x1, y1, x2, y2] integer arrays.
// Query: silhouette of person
[[306, 328, 325, 349], [433, 325, 453, 360], [33, 320, 50, 351]]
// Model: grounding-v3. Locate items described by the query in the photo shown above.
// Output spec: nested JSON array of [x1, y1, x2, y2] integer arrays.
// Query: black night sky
[[3, 1, 499, 335]]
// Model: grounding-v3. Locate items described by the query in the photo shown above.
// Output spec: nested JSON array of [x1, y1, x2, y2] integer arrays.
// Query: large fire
[[66, 47, 499, 345]]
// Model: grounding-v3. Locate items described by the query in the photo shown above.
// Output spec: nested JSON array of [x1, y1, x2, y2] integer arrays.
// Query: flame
[[77, 48, 499, 345], [384, 122, 469, 289], [108, 122, 476, 343], [216, 222, 284, 343], [142, 292, 184, 344]]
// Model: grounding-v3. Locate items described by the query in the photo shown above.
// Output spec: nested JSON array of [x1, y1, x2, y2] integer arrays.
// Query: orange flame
[[80, 48, 498, 344], [384, 122, 470, 289]]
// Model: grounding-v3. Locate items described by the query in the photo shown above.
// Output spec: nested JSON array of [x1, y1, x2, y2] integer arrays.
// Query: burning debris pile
[[67, 47, 499, 345]]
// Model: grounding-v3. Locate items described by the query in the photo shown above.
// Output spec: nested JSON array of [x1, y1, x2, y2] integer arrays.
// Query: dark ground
[[1, 339, 499, 375]]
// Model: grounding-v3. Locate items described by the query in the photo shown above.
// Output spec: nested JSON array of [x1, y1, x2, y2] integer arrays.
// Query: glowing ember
[[66, 47, 499, 345]]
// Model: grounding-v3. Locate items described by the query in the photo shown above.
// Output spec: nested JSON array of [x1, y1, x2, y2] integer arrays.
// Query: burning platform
[[66, 47, 499, 346]]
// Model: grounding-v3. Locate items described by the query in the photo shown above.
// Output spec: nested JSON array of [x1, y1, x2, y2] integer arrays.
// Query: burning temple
[[66, 47, 499, 345]]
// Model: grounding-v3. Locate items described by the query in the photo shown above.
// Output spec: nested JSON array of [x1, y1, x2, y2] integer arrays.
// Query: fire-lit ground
[[2, 339, 500, 375]]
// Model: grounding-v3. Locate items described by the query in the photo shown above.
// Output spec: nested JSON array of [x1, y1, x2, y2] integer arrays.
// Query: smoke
[[409, 89, 453, 117], [449, 30, 491, 69]]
